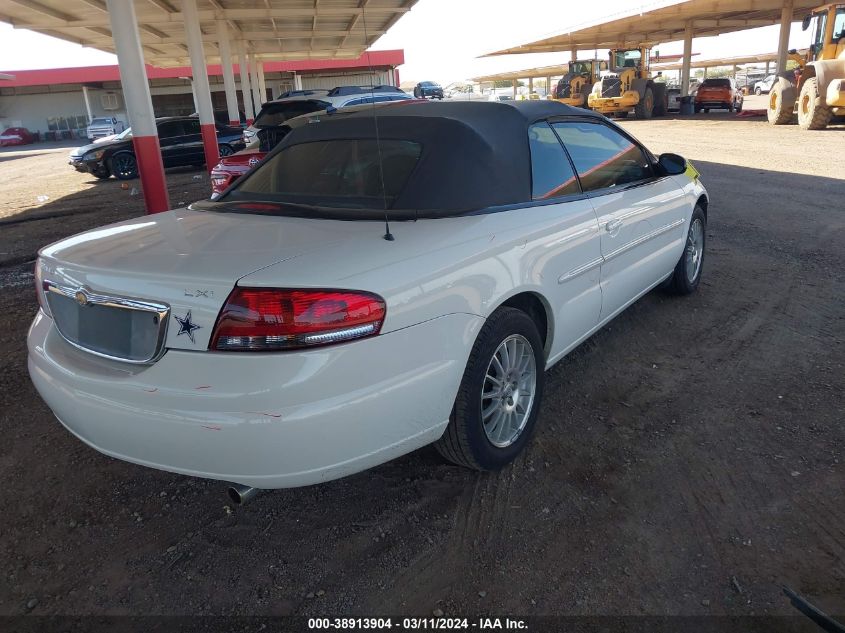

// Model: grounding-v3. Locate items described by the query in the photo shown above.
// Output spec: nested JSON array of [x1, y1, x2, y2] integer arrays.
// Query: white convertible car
[[28, 101, 707, 500]]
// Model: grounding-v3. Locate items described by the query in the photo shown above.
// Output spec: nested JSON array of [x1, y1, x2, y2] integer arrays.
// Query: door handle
[[605, 219, 623, 233]]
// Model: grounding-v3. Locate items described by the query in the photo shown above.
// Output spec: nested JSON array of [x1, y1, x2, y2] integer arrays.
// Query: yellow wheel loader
[[768, 3, 845, 129], [552, 59, 608, 108], [587, 48, 668, 119]]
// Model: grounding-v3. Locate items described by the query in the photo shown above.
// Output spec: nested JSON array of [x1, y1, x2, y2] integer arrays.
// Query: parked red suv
[[694, 78, 743, 113]]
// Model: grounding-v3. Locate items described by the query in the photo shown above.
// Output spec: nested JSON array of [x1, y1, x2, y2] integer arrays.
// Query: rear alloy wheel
[[634, 86, 654, 119], [768, 79, 797, 125], [435, 307, 545, 471], [667, 205, 706, 295], [797, 77, 832, 130], [109, 152, 138, 180], [218, 144, 234, 157]]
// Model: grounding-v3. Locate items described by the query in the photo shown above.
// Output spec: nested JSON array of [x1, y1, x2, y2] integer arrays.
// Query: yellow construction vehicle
[[587, 47, 668, 118], [552, 59, 608, 107], [768, 3, 845, 129]]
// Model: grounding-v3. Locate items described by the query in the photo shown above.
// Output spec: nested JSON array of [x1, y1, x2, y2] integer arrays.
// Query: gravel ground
[[0, 108, 843, 623]]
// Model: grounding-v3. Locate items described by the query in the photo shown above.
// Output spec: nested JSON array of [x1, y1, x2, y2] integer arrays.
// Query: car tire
[[108, 151, 138, 180], [736, 99, 743, 113], [91, 165, 111, 179], [218, 144, 234, 157], [435, 307, 545, 471], [667, 205, 706, 295], [652, 84, 668, 116], [703, 108, 710, 113], [728, 101, 734, 113], [797, 77, 832, 130], [634, 86, 654, 119], [694, 103, 701, 113], [768, 79, 797, 125]]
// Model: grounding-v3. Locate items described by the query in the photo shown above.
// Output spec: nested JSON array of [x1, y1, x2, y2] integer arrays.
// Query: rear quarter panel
[[238, 202, 601, 362]]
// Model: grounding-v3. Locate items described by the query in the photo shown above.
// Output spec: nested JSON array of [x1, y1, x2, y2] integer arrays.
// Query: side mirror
[[801, 15, 811, 31], [657, 153, 687, 176]]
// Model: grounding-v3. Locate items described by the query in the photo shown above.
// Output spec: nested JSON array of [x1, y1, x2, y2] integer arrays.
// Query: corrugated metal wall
[[301, 71, 393, 91]]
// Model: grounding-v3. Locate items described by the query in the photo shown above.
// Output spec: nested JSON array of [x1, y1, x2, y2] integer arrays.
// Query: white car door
[[526, 122, 603, 359], [552, 119, 689, 321]]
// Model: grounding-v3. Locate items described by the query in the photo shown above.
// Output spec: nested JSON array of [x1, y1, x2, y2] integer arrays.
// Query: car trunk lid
[[38, 207, 366, 354]]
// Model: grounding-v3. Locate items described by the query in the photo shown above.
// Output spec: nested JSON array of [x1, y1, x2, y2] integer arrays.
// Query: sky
[[0, 0, 809, 83]]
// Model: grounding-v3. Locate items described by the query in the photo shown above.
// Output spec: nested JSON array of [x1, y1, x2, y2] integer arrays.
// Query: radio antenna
[[361, 6, 394, 241]]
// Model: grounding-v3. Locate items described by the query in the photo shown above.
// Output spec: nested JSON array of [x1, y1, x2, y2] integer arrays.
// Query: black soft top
[[264, 100, 601, 214]]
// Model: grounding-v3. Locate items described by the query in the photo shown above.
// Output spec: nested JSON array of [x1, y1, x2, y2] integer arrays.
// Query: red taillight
[[210, 288, 386, 351]]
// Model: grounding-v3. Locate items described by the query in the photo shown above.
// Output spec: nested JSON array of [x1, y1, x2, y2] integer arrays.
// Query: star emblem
[[174, 310, 201, 343]]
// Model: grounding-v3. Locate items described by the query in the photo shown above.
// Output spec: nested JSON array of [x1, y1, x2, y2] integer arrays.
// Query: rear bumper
[[28, 310, 482, 488]]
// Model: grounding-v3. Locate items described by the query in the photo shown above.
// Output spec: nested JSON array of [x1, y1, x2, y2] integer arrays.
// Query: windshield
[[226, 139, 422, 211], [612, 50, 641, 69], [90, 118, 112, 125], [570, 61, 592, 75], [253, 101, 329, 128], [115, 127, 132, 140]]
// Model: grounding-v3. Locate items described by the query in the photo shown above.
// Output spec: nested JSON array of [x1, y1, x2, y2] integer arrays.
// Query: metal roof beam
[[8, 6, 411, 29]]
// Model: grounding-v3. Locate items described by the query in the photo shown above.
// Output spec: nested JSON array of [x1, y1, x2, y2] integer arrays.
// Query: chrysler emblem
[[75, 289, 89, 307], [248, 157, 260, 167]]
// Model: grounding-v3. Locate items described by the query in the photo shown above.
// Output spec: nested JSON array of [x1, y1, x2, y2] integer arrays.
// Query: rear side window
[[234, 139, 422, 208], [182, 119, 201, 134], [254, 101, 327, 127], [528, 122, 579, 199], [157, 121, 184, 138], [552, 121, 652, 192]]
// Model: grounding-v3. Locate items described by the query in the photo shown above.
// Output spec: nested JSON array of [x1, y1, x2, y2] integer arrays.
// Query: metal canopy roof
[[0, 0, 417, 66], [483, 0, 821, 55], [472, 53, 695, 83], [472, 64, 572, 84], [652, 48, 809, 70]]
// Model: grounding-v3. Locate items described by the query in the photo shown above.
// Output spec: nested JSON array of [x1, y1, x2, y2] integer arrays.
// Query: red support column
[[106, 0, 169, 214], [132, 136, 170, 212], [200, 123, 219, 175], [183, 0, 219, 174]]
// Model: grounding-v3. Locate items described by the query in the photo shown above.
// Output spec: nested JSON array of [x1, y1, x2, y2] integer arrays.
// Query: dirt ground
[[0, 107, 843, 625]]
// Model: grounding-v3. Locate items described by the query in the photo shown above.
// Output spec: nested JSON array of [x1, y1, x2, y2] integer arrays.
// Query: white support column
[[776, 0, 794, 73], [293, 72, 303, 91], [216, 19, 240, 126], [528, 77, 534, 95], [512, 79, 517, 99], [182, 0, 218, 172], [248, 53, 263, 112], [188, 78, 198, 113], [681, 22, 693, 97], [237, 43, 254, 123], [257, 62, 267, 102], [765, 60, 771, 74], [81, 85, 93, 123], [105, 0, 169, 213], [570, 47, 577, 61]]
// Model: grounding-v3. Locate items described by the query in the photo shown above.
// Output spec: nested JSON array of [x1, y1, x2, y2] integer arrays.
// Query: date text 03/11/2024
[[307, 617, 529, 630]]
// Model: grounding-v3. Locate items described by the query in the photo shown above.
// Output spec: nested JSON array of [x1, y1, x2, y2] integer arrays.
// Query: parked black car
[[68, 116, 245, 180], [413, 81, 444, 99]]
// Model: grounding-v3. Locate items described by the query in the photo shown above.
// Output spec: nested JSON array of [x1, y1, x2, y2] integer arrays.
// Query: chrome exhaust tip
[[226, 483, 262, 506]]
